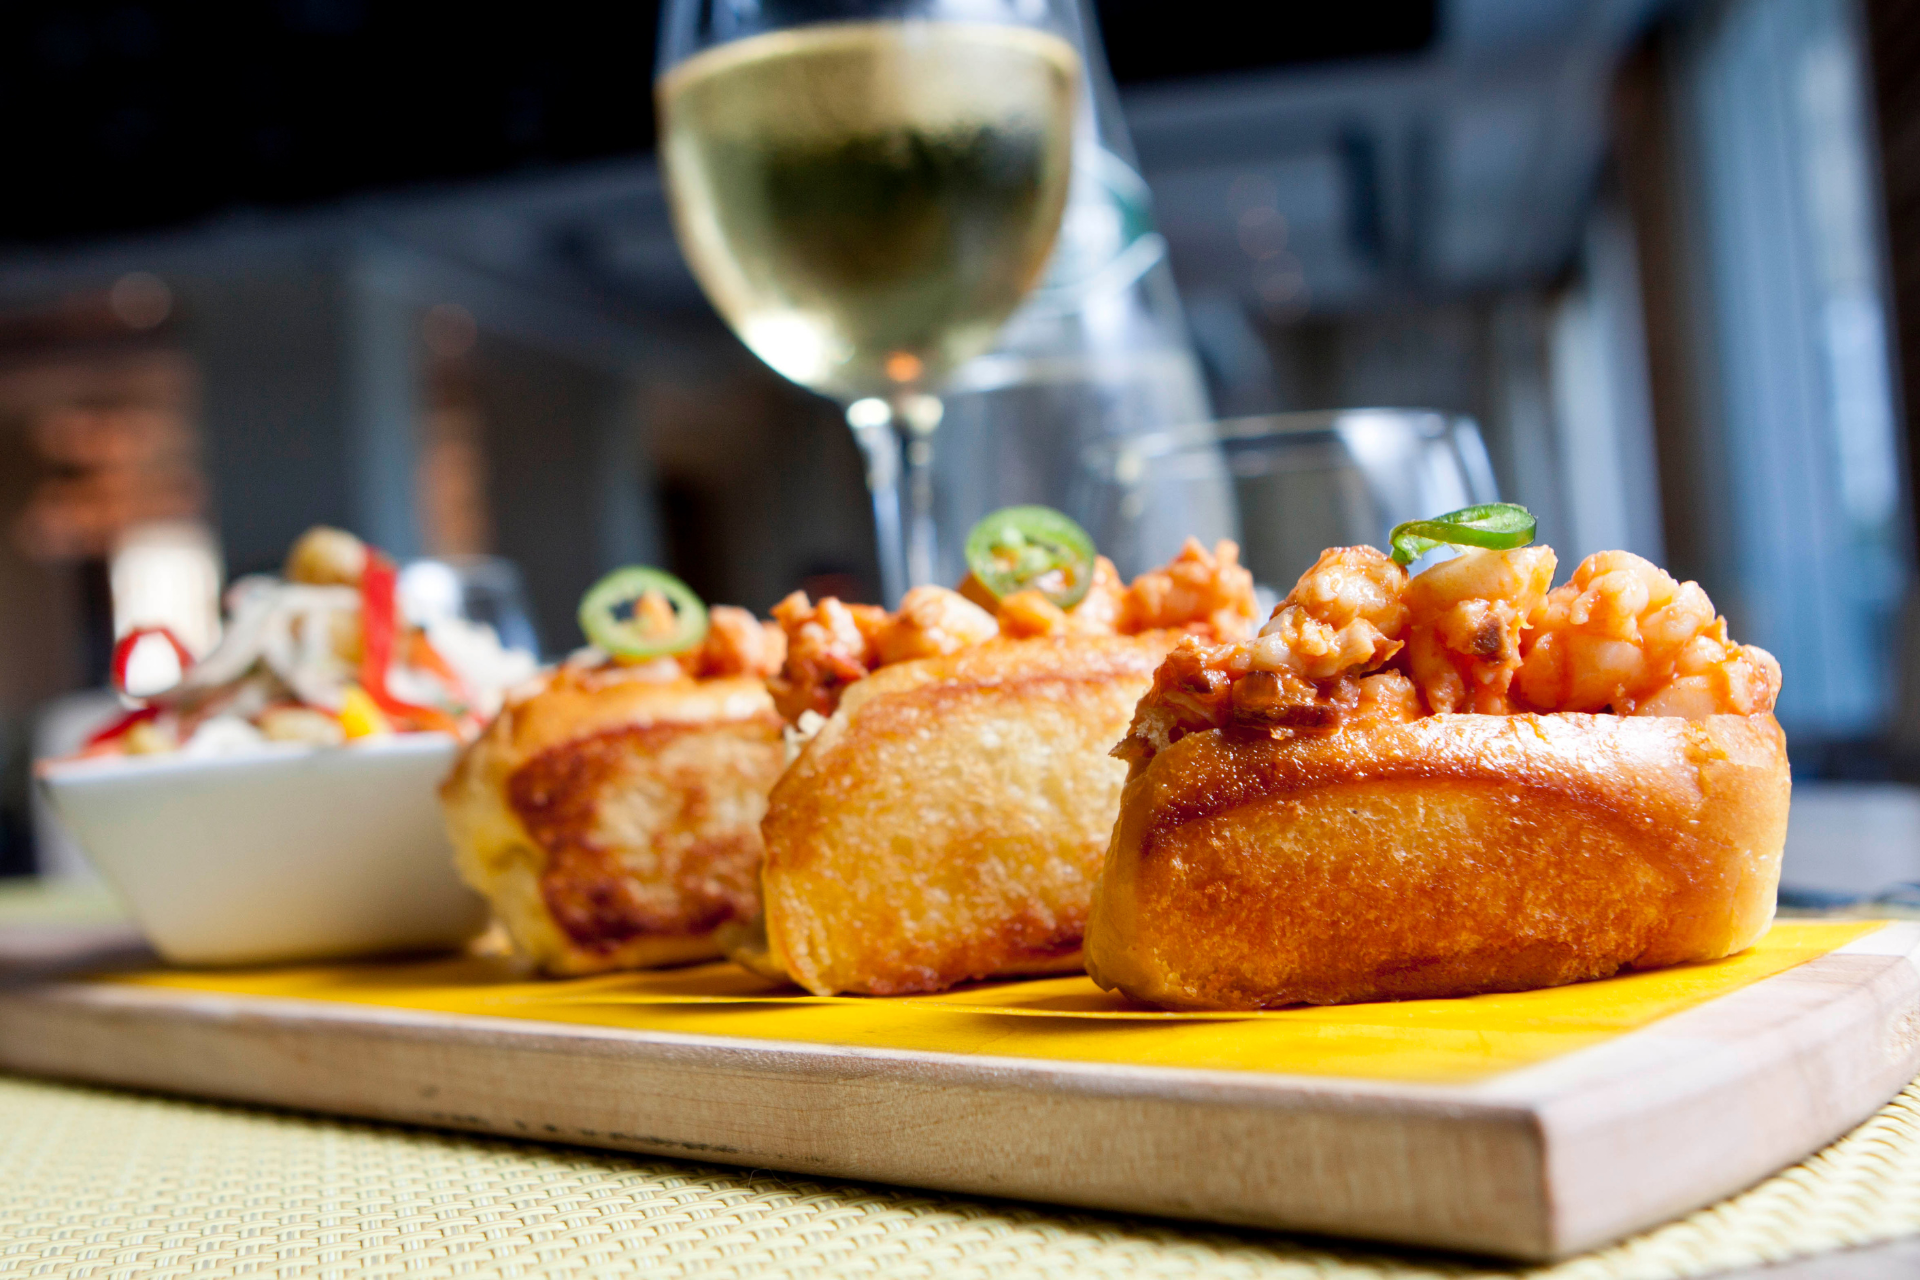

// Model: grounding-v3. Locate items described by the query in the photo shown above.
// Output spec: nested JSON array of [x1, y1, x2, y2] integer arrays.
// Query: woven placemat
[[0, 1073, 1915, 1280]]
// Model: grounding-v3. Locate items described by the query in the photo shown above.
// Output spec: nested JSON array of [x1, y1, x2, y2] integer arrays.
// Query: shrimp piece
[[1067, 556, 1127, 636], [1121, 540, 1260, 641], [1232, 667, 1427, 733], [633, 589, 678, 639], [1115, 636, 1250, 763], [998, 556, 1128, 640], [1516, 551, 1780, 717], [768, 592, 889, 721], [987, 556, 1127, 639], [1122, 637, 1425, 765], [1352, 669, 1425, 727], [1634, 622, 1783, 717], [875, 586, 1000, 664], [996, 589, 1069, 639], [1118, 549, 1424, 762], [1402, 547, 1557, 714], [1229, 668, 1331, 730], [683, 605, 787, 680], [1246, 546, 1409, 679]]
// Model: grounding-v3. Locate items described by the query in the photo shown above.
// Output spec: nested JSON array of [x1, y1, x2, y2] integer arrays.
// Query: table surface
[[5, 880, 1920, 1280], [1782, 781, 1920, 898]]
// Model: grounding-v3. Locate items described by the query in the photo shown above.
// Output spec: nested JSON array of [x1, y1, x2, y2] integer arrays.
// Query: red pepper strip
[[110, 625, 196, 698], [358, 553, 461, 734], [84, 706, 161, 748]]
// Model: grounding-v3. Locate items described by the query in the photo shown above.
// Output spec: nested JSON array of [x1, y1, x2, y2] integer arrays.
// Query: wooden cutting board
[[1, 918, 1916, 1263]]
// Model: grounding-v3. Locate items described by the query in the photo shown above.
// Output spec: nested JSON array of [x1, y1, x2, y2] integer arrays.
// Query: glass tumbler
[[1076, 409, 1500, 599]]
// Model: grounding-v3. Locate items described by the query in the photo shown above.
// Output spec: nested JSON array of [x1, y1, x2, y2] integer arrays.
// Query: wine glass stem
[[848, 395, 943, 607], [849, 414, 907, 608]]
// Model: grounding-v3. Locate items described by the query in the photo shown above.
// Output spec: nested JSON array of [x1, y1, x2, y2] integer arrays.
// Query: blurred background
[[1, 0, 1916, 883]]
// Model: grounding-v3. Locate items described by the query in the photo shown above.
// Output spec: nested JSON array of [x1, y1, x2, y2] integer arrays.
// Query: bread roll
[[758, 635, 1166, 996], [441, 663, 785, 975], [1085, 712, 1790, 1010]]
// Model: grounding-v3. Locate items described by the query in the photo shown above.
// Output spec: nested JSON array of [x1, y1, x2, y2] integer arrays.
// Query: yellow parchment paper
[[100, 920, 1883, 1083]]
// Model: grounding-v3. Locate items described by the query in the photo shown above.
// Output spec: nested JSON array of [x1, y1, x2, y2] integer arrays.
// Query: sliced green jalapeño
[[964, 505, 1098, 609], [1389, 503, 1537, 567], [578, 567, 709, 658]]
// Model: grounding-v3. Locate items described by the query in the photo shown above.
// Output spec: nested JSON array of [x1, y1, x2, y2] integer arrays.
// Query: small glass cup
[[398, 556, 542, 659], [1075, 409, 1500, 597]]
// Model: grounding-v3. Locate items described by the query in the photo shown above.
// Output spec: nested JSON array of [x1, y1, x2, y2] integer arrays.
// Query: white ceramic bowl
[[37, 734, 489, 966]]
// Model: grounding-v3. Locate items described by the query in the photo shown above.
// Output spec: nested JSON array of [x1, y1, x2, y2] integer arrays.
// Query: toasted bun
[[440, 667, 785, 976], [1085, 713, 1790, 1010], [760, 635, 1168, 995]]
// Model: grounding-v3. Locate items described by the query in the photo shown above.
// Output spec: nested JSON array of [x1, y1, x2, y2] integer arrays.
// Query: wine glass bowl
[[660, 21, 1079, 400], [656, 0, 1087, 602]]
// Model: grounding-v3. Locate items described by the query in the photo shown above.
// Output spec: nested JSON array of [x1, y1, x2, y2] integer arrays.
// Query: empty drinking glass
[[1075, 409, 1500, 599]]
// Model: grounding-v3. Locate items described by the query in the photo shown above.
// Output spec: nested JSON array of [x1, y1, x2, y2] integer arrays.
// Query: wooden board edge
[[1486, 923, 1920, 1257], [4, 978, 1503, 1101], [0, 980, 1557, 1259]]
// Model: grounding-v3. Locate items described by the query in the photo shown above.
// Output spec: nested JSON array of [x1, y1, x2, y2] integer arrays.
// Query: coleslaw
[[83, 527, 538, 758]]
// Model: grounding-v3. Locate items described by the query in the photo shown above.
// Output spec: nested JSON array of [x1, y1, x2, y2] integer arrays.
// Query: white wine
[[659, 21, 1080, 400]]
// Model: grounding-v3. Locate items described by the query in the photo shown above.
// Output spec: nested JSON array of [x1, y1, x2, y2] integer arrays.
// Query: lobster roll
[[1086, 524, 1790, 1011]]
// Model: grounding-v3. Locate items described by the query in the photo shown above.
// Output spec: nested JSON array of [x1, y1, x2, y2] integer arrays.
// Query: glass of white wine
[[656, 0, 1085, 604]]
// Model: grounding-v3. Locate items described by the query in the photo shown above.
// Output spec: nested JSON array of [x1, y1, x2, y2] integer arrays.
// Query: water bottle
[[929, 0, 1235, 582]]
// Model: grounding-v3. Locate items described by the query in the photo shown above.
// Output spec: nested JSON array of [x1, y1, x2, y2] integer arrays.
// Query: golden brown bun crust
[[440, 668, 784, 975], [761, 635, 1169, 995], [1085, 713, 1790, 1010]]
